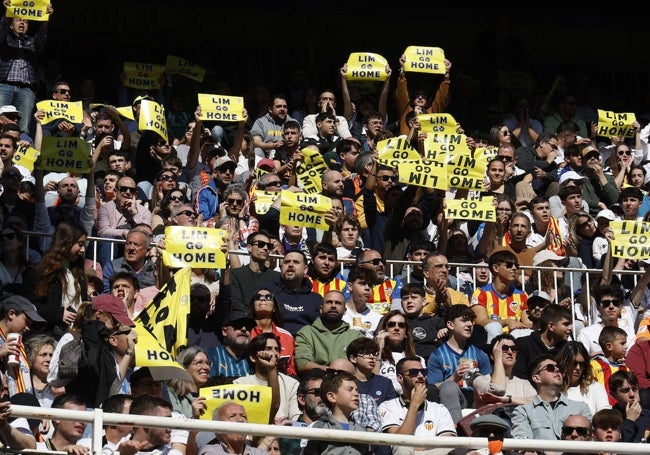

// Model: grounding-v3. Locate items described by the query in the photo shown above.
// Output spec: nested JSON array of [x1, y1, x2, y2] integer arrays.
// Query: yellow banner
[[200, 385, 271, 424], [445, 197, 496, 222], [12, 143, 39, 172], [423, 134, 472, 160], [253, 190, 279, 215], [417, 113, 458, 134], [197, 93, 245, 122], [35, 100, 83, 125], [89, 103, 135, 121], [133, 323, 191, 382], [123, 61, 165, 90], [398, 159, 446, 189], [135, 267, 191, 358], [161, 226, 226, 269], [40, 137, 90, 173], [138, 99, 168, 142], [610, 220, 650, 259], [377, 137, 420, 169], [296, 147, 328, 194], [403, 46, 445, 74], [447, 153, 485, 190], [279, 191, 331, 230], [597, 109, 637, 139], [345, 52, 389, 81], [6, 0, 49, 21], [166, 55, 206, 83]]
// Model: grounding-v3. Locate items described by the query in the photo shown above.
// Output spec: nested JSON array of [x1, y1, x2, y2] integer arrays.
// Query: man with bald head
[[199, 402, 267, 455], [321, 169, 355, 216]]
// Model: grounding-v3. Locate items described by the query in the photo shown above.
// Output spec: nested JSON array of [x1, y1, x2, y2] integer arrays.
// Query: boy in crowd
[[590, 325, 628, 405]]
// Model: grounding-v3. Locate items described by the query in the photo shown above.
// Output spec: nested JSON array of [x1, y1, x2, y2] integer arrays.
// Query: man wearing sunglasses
[[41, 81, 82, 137], [97, 176, 153, 242], [511, 354, 591, 441], [355, 248, 403, 315]]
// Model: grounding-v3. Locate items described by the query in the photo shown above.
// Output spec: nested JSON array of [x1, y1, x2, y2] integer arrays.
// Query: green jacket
[[295, 318, 364, 372]]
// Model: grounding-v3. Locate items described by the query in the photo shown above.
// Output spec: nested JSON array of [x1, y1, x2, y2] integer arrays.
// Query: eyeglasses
[[230, 323, 251, 332], [250, 240, 272, 249], [0, 232, 16, 241], [156, 142, 171, 147], [618, 150, 632, 156], [386, 320, 406, 329], [574, 361, 586, 368], [356, 352, 379, 359], [170, 195, 185, 202], [305, 388, 321, 396], [178, 210, 197, 218], [89, 290, 99, 298], [55, 89, 71, 95], [185, 126, 194, 132], [501, 345, 518, 352], [118, 186, 137, 194], [227, 198, 244, 206], [158, 174, 177, 181], [188, 359, 212, 368], [599, 299, 622, 307], [536, 363, 562, 375], [361, 258, 385, 266], [377, 175, 398, 182], [617, 386, 639, 394], [545, 142, 559, 151], [500, 261, 520, 269], [414, 94, 428, 100], [254, 293, 274, 301], [496, 155, 513, 162], [562, 426, 591, 437], [2, 114, 19, 121], [402, 368, 427, 378]]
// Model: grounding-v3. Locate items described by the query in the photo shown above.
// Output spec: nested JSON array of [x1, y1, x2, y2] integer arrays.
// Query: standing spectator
[[41, 81, 81, 137], [301, 90, 352, 139]]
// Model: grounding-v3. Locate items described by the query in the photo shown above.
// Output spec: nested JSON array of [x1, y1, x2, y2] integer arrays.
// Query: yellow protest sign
[[12, 144, 39, 172], [6, 0, 49, 21], [166, 55, 206, 83], [345, 52, 389, 81], [423, 134, 472, 161], [40, 137, 90, 173], [377, 138, 420, 169], [197, 93, 245, 122], [162, 226, 226, 269], [139, 99, 168, 142], [296, 147, 328, 194], [417, 113, 458, 134], [597, 109, 637, 139], [447, 153, 485, 190], [398, 159, 446, 189], [200, 385, 272, 424], [35, 100, 83, 125], [445, 197, 496, 222], [280, 191, 331, 230], [403, 46, 445, 74], [610, 220, 650, 259], [133, 323, 191, 382], [88, 104, 135, 121], [253, 190, 279, 215], [123, 61, 165, 90]]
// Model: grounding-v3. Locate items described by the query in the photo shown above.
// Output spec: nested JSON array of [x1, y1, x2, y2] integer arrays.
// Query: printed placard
[[123, 61, 165, 90], [403, 46, 445, 74], [610, 220, 650, 259], [279, 191, 331, 230], [423, 134, 472, 161], [35, 100, 83, 125], [252, 190, 279, 215], [197, 93, 245, 122], [296, 147, 328, 194], [200, 385, 272, 424], [89, 103, 135, 121], [166, 55, 206, 83], [138, 99, 168, 142], [446, 153, 485, 190], [12, 143, 39, 172], [6, 0, 50, 21], [162, 226, 226, 269], [40, 137, 90, 173], [345, 52, 389, 81], [445, 197, 496, 222], [417, 113, 459, 135], [377, 137, 420, 169], [133, 323, 191, 382], [398, 159, 446, 189], [597, 109, 637, 139]]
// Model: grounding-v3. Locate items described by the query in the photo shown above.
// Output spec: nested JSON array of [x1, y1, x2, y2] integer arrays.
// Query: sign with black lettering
[[198, 93, 244, 122], [162, 226, 226, 269], [200, 385, 272, 424], [597, 109, 636, 139], [166, 55, 206, 82], [445, 197, 496, 222], [123, 61, 165, 90], [403, 46, 445, 74], [345, 52, 389, 81], [610, 220, 650, 259], [6, 0, 49, 21], [40, 137, 90, 173], [139, 99, 168, 142]]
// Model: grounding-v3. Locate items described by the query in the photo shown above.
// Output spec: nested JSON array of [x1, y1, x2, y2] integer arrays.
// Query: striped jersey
[[470, 283, 528, 331], [591, 354, 627, 406], [308, 274, 349, 298]]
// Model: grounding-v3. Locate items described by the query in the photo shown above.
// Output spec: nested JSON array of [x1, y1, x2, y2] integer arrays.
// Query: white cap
[[559, 170, 588, 185], [533, 249, 567, 266], [0, 105, 21, 116], [595, 209, 616, 221]]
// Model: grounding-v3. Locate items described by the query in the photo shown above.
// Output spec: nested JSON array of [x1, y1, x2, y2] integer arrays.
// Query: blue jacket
[[196, 179, 219, 220]]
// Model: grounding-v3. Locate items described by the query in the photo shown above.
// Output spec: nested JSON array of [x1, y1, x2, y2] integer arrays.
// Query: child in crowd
[[590, 325, 628, 405]]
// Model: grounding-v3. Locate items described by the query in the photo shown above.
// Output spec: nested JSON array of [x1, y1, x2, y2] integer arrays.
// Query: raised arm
[[340, 64, 353, 121]]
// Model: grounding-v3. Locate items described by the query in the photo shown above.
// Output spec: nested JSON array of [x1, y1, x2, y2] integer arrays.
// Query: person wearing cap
[[250, 94, 296, 160], [205, 311, 253, 381], [528, 249, 572, 306], [195, 155, 237, 221], [577, 144, 619, 217], [0, 294, 45, 396]]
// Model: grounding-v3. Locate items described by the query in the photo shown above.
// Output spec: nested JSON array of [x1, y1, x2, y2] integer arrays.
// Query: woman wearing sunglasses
[[374, 310, 424, 394], [246, 287, 296, 376], [151, 189, 188, 235], [148, 169, 180, 215], [0, 226, 30, 286]]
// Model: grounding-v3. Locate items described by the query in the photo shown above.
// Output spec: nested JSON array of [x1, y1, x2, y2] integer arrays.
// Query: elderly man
[[97, 175, 153, 240], [198, 402, 267, 455], [102, 228, 157, 292]]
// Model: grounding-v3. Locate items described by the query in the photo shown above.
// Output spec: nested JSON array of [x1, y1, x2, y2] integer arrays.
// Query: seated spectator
[[306, 242, 348, 298], [401, 282, 445, 361], [205, 312, 253, 382], [125, 395, 178, 455], [420, 252, 469, 317], [198, 402, 266, 455], [37, 393, 89, 454], [609, 370, 650, 442], [0, 393, 37, 450], [102, 228, 157, 293], [355, 248, 403, 315], [560, 414, 593, 443], [347, 337, 397, 407], [167, 347, 209, 419], [343, 266, 383, 338], [591, 408, 622, 444], [590, 326, 628, 406]]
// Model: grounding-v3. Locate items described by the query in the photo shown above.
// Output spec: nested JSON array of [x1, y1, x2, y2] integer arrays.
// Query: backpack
[[57, 333, 83, 380]]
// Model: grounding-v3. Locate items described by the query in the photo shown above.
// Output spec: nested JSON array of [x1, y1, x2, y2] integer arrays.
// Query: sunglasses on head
[[599, 298, 622, 307], [118, 186, 136, 194], [254, 293, 274, 301], [362, 258, 385, 266], [562, 426, 591, 437], [402, 368, 427, 378], [377, 175, 398, 182], [386, 320, 406, 329], [250, 240, 272, 249]]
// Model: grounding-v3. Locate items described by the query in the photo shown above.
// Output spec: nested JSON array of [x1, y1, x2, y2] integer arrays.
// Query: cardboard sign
[[610, 220, 650, 259], [162, 226, 226, 269], [345, 52, 389, 81], [36, 100, 83, 125], [423, 134, 472, 160], [40, 137, 90, 173], [403, 46, 445, 74], [200, 385, 272, 424], [197, 93, 245, 122], [166, 55, 206, 83], [12, 143, 39, 172], [597, 109, 637, 139], [398, 159, 446, 190], [89, 103, 135, 121], [279, 191, 331, 230], [138, 99, 168, 142], [6, 0, 49, 21], [445, 197, 496, 222], [123, 61, 165, 90]]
